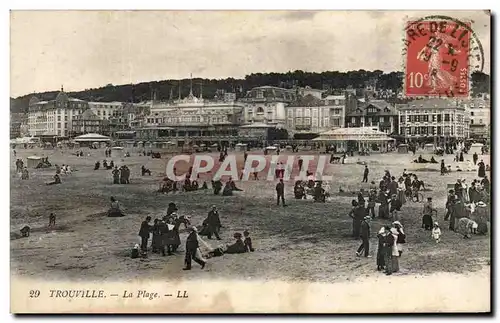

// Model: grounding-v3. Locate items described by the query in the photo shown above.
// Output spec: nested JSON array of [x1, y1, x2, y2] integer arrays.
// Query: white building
[[240, 86, 297, 126], [28, 88, 88, 137], [398, 98, 469, 144], [461, 98, 490, 140]]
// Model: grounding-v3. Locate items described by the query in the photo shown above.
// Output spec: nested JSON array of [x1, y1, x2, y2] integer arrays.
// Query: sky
[[10, 10, 491, 97]]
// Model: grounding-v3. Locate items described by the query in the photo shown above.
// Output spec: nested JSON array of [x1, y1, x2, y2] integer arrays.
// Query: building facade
[[285, 94, 345, 139], [28, 88, 89, 137], [398, 98, 469, 144], [240, 86, 297, 126], [72, 109, 108, 136], [10, 112, 28, 139], [136, 88, 245, 144], [461, 98, 490, 140], [346, 100, 398, 134]]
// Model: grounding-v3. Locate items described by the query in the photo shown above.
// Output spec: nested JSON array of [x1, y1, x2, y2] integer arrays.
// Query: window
[[437, 114, 442, 122], [57, 116, 61, 121], [471, 112, 474, 116], [323, 117, 329, 127], [479, 119, 483, 124], [305, 109, 311, 117], [287, 109, 293, 117], [351, 117, 356, 124], [470, 119, 474, 124], [57, 123, 61, 129], [444, 114, 450, 121], [256, 91, 264, 99], [256, 107, 264, 114], [64, 116, 68, 121], [400, 115, 405, 122]]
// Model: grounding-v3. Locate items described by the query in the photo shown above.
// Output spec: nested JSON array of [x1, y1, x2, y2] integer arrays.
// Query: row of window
[[399, 114, 465, 123], [286, 117, 341, 128], [401, 126, 464, 136]]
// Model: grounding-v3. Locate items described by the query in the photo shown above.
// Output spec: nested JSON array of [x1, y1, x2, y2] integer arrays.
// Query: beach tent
[[398, 144, 409, 154], [424, 143, 435, 151], [26, 156, 42, 168]]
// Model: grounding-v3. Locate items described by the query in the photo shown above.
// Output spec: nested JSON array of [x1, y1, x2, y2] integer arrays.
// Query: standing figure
[[362, 165, 369, 183], [276, 179, 286, 206], [432, 222, 442, 243], [356, 216, 371, 257], [138, 216, 152, 252], [206, 205, 222, 240], [183, 227, 206, 271]]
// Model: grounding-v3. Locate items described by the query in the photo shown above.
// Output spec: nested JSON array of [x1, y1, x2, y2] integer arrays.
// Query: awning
[[74, 133, 111, 142]]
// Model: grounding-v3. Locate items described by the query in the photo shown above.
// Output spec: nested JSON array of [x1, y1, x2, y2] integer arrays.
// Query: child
[[131, 244, 140, 259], [432, 222, 442, 243], [243, 230, 255, 252]]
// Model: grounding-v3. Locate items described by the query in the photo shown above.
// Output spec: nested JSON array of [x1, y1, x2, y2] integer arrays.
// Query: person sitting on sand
[[46, 173, 61, 186], [107, 196, 125, 217], [212, 179, 223, 195], [201, 181, 208, 190], [294, 181, 306, 199], [94, 161, 100, 170], [430, 156, 438, 163], [243, 230, 255, 252], [228, 177, 242, 191], [225, 232, 247, 254], [141, 165, 151, 176]]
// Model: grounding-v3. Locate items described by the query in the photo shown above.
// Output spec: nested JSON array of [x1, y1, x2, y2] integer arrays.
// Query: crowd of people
[[13, 140, 490, 277], [134, 203, 256, 270]]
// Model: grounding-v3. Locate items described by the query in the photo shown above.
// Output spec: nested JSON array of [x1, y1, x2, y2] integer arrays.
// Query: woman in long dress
[[397, 177, 406, 205], [376, 227, 386, 271], [390, 227, 400, 273]]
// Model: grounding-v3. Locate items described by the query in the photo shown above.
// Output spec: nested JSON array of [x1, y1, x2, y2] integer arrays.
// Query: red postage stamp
[[404, 19, 471, 98]]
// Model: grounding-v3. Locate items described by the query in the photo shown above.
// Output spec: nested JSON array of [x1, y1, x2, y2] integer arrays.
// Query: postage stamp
[[9, 10, 491, 314], [403, 16, 484, 98]]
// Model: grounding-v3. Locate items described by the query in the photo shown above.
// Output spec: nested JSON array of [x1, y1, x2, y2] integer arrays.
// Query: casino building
[[135, 80, 245, 146]]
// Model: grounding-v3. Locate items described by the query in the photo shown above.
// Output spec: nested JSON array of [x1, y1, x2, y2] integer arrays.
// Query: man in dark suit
[[138, 216, 152, 252], [362, 166, 369, 183], [276, 179, 286, 206], [206, 205, 222, 240], [356, 216, 371, 257], [183, 227, 206, 270]]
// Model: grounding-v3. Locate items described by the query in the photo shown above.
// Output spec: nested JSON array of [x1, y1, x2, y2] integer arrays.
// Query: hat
[[134, 244, 140, 249], [211, 205, 217, 208], [477, 201, 487, 207], [392, 221, 402, 227], [434, 222, 439, 226], [233, 232, 242, 239]]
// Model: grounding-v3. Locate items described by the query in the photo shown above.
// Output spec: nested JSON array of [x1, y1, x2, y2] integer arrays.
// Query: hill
[[10, 70, 490, 114]]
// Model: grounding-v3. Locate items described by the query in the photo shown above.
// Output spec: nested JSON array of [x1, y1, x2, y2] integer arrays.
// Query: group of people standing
[[135, 204, 256, 271], [112, 165, 131, 184]]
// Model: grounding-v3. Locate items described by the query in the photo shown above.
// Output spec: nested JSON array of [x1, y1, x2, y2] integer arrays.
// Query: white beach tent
[[26, 156, 42, 168]]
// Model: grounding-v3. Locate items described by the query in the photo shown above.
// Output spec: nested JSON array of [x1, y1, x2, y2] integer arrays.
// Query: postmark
[[403, 15, 484, 98]]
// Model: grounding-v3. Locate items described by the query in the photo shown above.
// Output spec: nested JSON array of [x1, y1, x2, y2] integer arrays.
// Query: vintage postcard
[[10, 10, 491, 313]]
